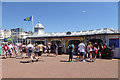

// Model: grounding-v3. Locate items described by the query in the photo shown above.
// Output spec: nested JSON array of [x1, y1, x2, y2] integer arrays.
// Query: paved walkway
[[1, 54, 118, 78]]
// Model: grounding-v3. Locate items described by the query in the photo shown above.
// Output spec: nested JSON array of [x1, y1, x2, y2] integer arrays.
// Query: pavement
[[1, 53, 118, 78]]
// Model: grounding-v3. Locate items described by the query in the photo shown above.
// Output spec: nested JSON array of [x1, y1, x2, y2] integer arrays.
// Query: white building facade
[[34, 21, 44, 35], [4, 30, 11, 38], [27, 22, 120, 58], [0, 30, 4, 42]]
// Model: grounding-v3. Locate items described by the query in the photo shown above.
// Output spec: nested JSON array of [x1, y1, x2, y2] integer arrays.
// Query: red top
[[94, 48, 98, 54], [3, 45, 9, 51], [103, 46, 107, 49]]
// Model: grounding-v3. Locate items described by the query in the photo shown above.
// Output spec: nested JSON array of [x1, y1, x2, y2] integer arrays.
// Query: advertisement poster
[[109, 38, 119, 48]]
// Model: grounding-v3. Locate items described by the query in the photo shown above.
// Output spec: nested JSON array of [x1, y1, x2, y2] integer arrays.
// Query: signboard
[[109, 38, 119, 48]]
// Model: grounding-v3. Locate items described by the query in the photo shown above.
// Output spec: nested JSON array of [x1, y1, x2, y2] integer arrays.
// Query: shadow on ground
[[20, 59, 44, 63], [42, 55, 56, 57]]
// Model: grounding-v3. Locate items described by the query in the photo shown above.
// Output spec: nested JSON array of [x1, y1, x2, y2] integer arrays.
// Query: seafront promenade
[[1, 54, 118, 78]]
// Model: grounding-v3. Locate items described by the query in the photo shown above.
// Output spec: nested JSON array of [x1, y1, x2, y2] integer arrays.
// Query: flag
[[24, 16, 32, 21]]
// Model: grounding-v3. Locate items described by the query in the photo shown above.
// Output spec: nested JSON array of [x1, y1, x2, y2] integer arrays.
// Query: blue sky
[[2, 2, 118, 33]]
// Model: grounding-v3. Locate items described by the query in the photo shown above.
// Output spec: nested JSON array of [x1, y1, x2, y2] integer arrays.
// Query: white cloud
[[82, 10, 86, 13]]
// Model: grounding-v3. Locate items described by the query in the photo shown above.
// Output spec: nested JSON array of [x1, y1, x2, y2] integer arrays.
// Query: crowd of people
[[68, 40, 110, 62], [0, 40, 114, 63], [0, 41, 58, 62]]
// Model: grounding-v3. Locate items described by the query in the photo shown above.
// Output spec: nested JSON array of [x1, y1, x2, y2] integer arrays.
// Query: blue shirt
[[69, 44, 74, 52]]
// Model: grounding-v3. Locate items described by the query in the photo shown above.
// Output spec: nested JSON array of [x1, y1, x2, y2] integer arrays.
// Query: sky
[[1, 0, 120, 2], [2, 2, 118, 33]]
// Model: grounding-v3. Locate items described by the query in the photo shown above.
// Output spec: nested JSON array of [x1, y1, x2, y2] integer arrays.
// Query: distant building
[[11, 28, 23, 43], [11, 28, 33, 43], [24, 31, 33, 36], [21, 31, 33, 42], [4, 29, 11, 38], [11, 28, 23, 33], [0, 30, 4, 42]]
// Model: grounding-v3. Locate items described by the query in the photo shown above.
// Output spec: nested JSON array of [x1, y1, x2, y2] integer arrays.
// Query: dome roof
[[35, 21, 44, 29]]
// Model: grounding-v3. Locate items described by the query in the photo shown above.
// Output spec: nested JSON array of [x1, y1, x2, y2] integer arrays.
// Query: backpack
[[28, 47, 33, 52]]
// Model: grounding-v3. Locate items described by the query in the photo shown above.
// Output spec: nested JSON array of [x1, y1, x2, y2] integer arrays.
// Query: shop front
[[64, 36, 84, 53], [108, 34, 120, 58], [28, 38, 45, 45], [46, 37, 62, 53]]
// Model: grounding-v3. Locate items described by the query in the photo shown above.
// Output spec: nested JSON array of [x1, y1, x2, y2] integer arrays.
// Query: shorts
[[44, 50, 47, 52], [8, 49, 12, 54], [34, 51, 39, 54], [4, 51, 8, 54], [22, 49, 26, 52], [48, 49, 51, 50], [27, 52, 32, 58], [92, 52, 96, 57], [55, 49, 58, 53], [78, 50, 86, 56], [38, 51, 43, 56], [79, 52, 86, 56], [15, 50, 18, 54]]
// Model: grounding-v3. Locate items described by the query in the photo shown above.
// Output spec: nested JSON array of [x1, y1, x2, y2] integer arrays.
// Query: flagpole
[[32, 16, 34, 32]]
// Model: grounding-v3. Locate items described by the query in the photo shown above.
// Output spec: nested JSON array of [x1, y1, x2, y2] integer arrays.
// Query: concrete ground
[[1, 53, 118, 78]]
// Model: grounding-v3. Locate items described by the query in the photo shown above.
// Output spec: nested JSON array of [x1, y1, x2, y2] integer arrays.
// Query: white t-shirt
[[27, 44, 34, 49], [8, 44, 13, 50], [78, 43, 85, 52], [8, 44, 13, 53]]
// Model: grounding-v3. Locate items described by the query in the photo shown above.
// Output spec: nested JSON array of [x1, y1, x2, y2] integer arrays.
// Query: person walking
[[26, 42, 34, 62], [86, 42, 90, 59], [98, 43, 103, 58], [92, 46, 98, 62], [20, 42, 26, 58], [14, 43, 18, 58], [78, 41, 86, 62], [68, 42, 74, 62], [8, 43, 13, 58], [54, 43, 58, 56], [3, 43, 9, 58], [44, 45, 47, 54], [88, 42, 94, 62], [47, 43, 51, 56], [38, 42, 44, 57], [34, 43, 40, 61]]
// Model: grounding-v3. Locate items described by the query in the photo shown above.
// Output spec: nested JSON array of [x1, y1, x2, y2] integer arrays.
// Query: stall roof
[[27, 28, 120, 38]]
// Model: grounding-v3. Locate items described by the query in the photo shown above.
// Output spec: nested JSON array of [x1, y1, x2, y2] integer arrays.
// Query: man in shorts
[[38, 42, 44, 57], [27, 42, 34, 62], [78, 40, 86, 62]]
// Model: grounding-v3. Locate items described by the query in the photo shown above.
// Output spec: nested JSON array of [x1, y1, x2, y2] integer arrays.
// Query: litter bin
[[101, 47, 112, 59], [58, 46, 62, 55]]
